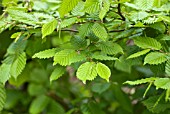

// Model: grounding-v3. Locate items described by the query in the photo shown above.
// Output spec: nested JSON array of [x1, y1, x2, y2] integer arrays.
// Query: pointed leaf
[[29, 95, 50, 114], [96, 62, 111, 82], [59, 0, 80, 18], [134, 37, 162, 50], [92, 23, 108, 41], [154, 78, 170, 89], [50, 65, 65, 82], [76, 62, 97, 83], [42, 19, 57, 38], [127, 49, 150, 59], [33, 48, 60, 59], [144, 52, 167, 65], [124, 77, 157, 85], [10, 52, 26, 79]]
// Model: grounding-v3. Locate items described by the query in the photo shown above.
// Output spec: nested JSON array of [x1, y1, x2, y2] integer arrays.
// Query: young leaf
[[53, 49, 83, 66], [29, 95, 50, 114], [124, 77, 157, 85], [32, 48, 60, 59], [60, 17, 77, 28], [10, 52, 26, 79], [50, 65, 65, 82], [0, 83, 6, 112], [144, 52, 167, 65], [59, 0, 80, 18], [127, 49, 150, 59], [134, 37, 162, 50], [83, 0, 100, 14], [96, 62, 111, 82], [42, 19, 58, 38], [99, 0, 110, 20], [154, 78, 170, 89], [92, 23, 108, 41], [76, 62, 97, 84]]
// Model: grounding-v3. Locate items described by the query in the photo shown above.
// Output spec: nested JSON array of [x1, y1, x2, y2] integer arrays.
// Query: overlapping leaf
[[59, 0, 81, 17], [92, 23, 108, 41], [76, 62, 97, 83], [33, 48, 60, 59], [42, 19, 58, 38], [144, 52, 167, 65], [127, 49, 150, 59], [96, 62, 111, 82], [134, 37, 162, 50]]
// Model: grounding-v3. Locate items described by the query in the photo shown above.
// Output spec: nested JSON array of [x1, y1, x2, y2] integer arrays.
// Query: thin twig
[[117, 3, 126, 21]]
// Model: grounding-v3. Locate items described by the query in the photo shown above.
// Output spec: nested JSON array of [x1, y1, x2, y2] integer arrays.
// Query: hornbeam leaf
[[42, 19, 57, 38], [96, 62, 111, 82], [154, 78, 170, 89], [0, 83, 6, 111], [134, 37, 162, 50], [92, 23, 108, 41], [165, 60, 170, 76], [10, 52, 26, 79], [59, 0, 80, 18], [50, 65, 65, 82], [144, 52, 167, 65], [76, 62, 97, 83], [127, 49, 150, 59], [33, 48, 60, 59], [124, 77, 157, 85]]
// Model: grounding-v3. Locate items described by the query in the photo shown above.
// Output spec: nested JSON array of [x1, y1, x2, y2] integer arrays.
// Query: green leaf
[[10, 52, 26, 79], [134, 37, 162, 50], [127, 49, 150, 59], [32, 48, 60, 59], [76, 62, 97, 83], [71, 1, 85, 16], [135, 0, 155, 10], [154, 78, 170, 89], [83, 0, 100, 14], [42, 19, 58, 38], [124, 77, 157, 85], [143, 95, 170, 113], [50, 65, 65, 82], [159, 15, 170, 23], [0, 56, 14, 84], [79, 23, 94, 38], [92, 53, 118, 61], [96, 62, 111, 82], [29, 95, 50, 114], [0, 83, 6, 112], [98, 42, 123, 55], [91, 83, 110, 94], [59, 0, 80, 18], [7, 9, 38, 25], [53, 49, 84, 66], [144, 52, 167, 65], [99, 0, 110, 20], [70, 35, 87, 49], [165, 60, 170, 76], [60, 17, 77, 28], [92, 23, 108, 41]]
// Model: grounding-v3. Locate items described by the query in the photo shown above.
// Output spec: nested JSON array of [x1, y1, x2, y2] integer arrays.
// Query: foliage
[[0, 0, 170, 113]]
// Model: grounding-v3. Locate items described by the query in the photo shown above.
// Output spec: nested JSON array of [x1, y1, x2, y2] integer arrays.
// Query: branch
[[109, 29, 125, 32], [117, 3, 126, 21], [61, 28, 78, 33]]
